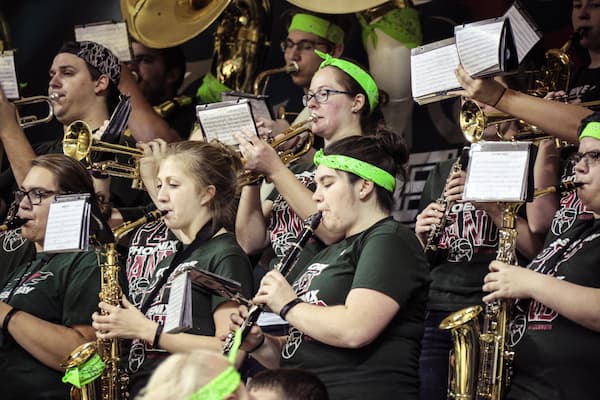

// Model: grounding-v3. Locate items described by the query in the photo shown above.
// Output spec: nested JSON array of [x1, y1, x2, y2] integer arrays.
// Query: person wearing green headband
[[232, 131, 429, 400], [477, 114, 600, 400]]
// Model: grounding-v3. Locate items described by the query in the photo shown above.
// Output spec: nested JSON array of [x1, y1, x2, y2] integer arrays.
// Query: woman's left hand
[[235, 129, 284, 177], [253, 270, 297, 315], [92, 296, 157, 342], [482, 261, 536, 302]]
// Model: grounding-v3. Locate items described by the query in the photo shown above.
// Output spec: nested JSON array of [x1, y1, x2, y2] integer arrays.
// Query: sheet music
[[197, 101, 258, 147], [75, 21, 132, 62], [221, 92, 274, 121], [44, 198, 89, 252], [0, 52, 19, 99], [410, 38, 461, 102], [504, 2, 541, 63], [455, 19, 504, 76], [464, 142, 530, 201]]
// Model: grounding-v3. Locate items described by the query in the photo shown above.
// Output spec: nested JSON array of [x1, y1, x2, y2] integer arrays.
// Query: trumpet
[[63, 120, 145, 189], [238, 115, 315, 186], [14, 94, 56, 128]]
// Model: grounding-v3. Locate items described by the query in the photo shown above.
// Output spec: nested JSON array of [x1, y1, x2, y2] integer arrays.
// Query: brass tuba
[[63, 120, 144, 189], [62, 210, 166, 400], [238, 115, 315, 186]]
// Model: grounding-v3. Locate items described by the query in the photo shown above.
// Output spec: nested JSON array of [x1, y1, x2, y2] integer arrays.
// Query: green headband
[[580, 121, 600, 140], [288, 13, 344, 45], [184, 330, 242, 400], [313, 149, 395, 192], [315, 50, 379, 112]]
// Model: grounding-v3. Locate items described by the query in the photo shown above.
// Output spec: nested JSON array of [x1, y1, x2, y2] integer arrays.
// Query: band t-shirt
[[568, 66, 600, 103], [0, 229, 35, 288], [0, 251, 100, 400], [419, 158, 500, 311], [281, 218, 429, 400], [507, 218, 600, 400], [267, 162, 325, 283], [127, 233, 253, 397]]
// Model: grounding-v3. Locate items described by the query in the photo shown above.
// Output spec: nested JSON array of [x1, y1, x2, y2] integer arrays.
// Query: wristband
[[152, 323, 164, 349], [2, 307, 20, 333], [491, 87, 507, 108], [247, 333, 266, 354], [279, 298, 303, 321]]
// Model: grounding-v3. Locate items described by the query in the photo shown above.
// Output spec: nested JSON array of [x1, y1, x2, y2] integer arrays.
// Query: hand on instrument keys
[[235, 128, 285, 177], [256, 117, 290, 141], [228, 304, 265, 352], [415, 202, 445, 246], [482, 260, 538, 302], [92, 296, 158, 343]]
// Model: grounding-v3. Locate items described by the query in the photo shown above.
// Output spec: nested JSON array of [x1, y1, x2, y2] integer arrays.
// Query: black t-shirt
[[0, 229, 35, 288], [568, 66, 600, 103], [507, 218, 600, 400], [282, 218, 429, 400]]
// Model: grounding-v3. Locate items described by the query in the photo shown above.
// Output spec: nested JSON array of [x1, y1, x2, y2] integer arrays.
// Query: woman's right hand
[[228, 304, 265, 352]]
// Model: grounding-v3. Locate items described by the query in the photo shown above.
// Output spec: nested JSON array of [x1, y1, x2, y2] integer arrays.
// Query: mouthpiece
[[49, 93, 60, 101], [534, 181, 583, 197]]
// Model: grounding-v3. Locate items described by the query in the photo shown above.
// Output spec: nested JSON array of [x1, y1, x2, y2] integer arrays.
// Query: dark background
[[0, 0, 575, 153]]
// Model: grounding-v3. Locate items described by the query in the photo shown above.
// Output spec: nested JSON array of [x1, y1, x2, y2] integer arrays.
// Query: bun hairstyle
[[323, 128, 409, 211], [164, 141, 243, 231]]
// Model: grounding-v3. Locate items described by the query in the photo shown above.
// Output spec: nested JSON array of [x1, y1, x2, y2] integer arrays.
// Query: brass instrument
[[440, 181, 581, 400], [153, 95, 193, 118], [253, 62, 299, 95], [238, 115, 315, 186], [14, 95, 56, 128], [62, 210, 166, 400], [223, 211, 322, 355], [63, 120, 144, 189]]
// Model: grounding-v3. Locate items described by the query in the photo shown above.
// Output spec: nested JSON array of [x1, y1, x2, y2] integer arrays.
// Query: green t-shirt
[[127, 232, 254, 396], [281, 218, 429, 400], [0, 251, 100, 400], [0, 229, 35, 288]]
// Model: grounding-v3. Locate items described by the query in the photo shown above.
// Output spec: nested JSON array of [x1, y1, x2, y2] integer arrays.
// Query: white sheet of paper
[[75, 21, 132, 62], [504, 3, 541, 63], [410, 38, 461, 100], [44, 199, 87, 252], [0, 52, 19, 99], [164, 271, 191, 333], [464, 143, 530, 202], [197, 101, 257, 146], [455, 20, 504, 76]]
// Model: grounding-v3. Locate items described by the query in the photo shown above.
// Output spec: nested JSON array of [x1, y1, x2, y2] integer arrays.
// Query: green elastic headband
[[580, 121, 600, 140], [288, 13, 344, 45], [315, 50, 379, 112], [184, 329, 242, 400], [313, 149, 395, 192]]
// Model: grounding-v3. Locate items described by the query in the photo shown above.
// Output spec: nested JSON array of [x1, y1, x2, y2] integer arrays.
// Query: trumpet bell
[[63, 121, 92, 161], [121, 0, 232, 48], [459, 100, 518, 143]]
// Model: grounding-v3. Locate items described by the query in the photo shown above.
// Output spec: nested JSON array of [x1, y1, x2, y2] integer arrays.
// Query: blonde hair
[[135, 350, 230, 400]]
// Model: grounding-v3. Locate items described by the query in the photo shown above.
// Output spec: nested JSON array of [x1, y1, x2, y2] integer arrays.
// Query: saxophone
[[62, 209, 166, 400], [440, 182, 582, 400], [423, 147, 469, 263], [222, 211, 322, 355]]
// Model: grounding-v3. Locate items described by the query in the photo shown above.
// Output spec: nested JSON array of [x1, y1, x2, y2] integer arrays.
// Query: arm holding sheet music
[[454, 65, 593, 143]]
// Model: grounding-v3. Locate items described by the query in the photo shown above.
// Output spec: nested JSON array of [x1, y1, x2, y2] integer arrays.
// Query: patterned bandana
[[61, 41, 121, 85]]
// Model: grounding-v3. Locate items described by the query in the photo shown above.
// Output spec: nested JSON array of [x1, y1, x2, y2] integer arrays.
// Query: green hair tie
[[288, 13, 344, 45], [313, 149, 395, 192], [580, 121, 600, 141], [184, 329, 242, 400], [314, 50, 379, 112]]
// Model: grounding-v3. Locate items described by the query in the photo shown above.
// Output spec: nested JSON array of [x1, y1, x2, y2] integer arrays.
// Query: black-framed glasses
[[570, 150, 600, 167], [302, 89, 354, 106], [14, 188, 57, 205], [280, 38, 331, 53]]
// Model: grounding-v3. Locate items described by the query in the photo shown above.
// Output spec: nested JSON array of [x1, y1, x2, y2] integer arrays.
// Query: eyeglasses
[[570, 150, 600, 167], [280, 39, 331, 53], [302, 89, 354, 106], [14, 188, 57, 205]]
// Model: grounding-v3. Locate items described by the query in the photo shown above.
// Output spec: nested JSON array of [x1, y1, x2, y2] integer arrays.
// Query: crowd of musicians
[[0, 2, 599, 400]]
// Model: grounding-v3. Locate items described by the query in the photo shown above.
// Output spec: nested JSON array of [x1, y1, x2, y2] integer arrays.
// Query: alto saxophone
[[440, 182, 582, 400], [423, 147, 470, 263], [222, 211, 322, 355], [62, 209, 166, 400]]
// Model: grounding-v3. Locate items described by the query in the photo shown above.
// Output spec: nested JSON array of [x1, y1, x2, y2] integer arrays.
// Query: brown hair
[[164, 141, 243, 231]]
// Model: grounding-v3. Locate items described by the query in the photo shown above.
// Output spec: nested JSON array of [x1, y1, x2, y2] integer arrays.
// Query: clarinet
[[223, 211, 322, 355], [423, 147, 470, 263], [0, 217, 28, 232]]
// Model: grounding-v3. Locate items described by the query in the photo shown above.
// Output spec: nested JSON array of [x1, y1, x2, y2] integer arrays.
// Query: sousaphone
[[286, 0, 394, 14], [121, 0, 232, 48]]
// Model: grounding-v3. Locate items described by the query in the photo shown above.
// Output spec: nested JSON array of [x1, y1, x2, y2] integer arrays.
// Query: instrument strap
[[139, 220, 220, 314]]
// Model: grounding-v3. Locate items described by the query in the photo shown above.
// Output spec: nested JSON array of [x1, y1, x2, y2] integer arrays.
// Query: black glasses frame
[[302, 89, 354, 107], [14, 188, 57, 205]]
